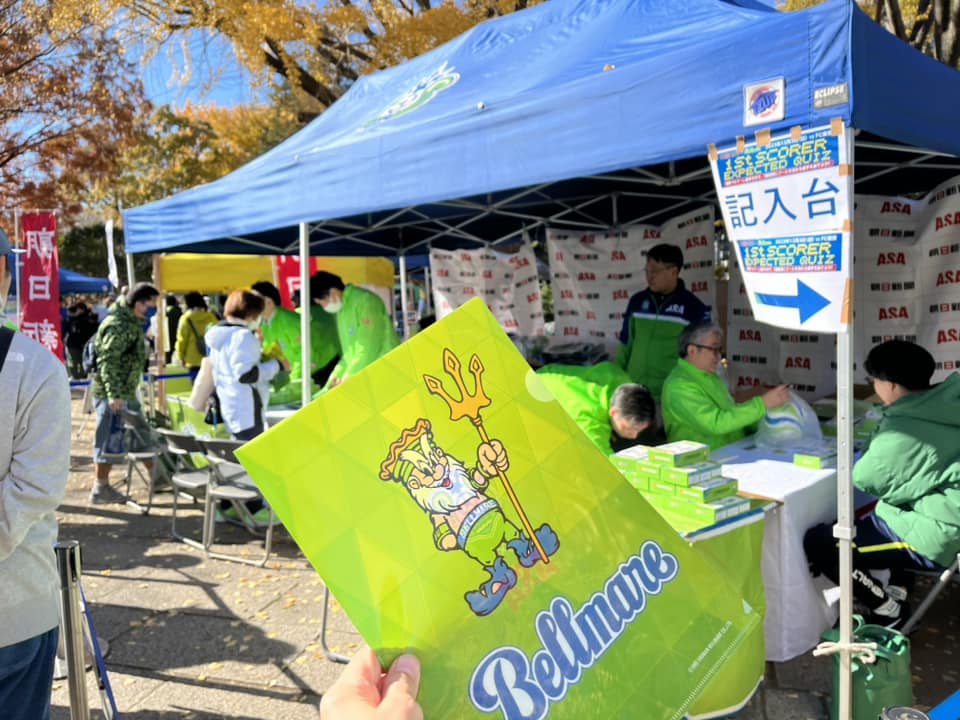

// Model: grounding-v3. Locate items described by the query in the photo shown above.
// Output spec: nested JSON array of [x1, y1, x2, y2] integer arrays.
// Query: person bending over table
[[804, 340, 960, 629], [535, 361, 663, 454], [660, 321, 789, 450]]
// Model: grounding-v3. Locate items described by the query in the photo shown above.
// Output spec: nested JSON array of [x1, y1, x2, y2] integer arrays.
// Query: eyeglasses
[[693, 344, 723, 356]]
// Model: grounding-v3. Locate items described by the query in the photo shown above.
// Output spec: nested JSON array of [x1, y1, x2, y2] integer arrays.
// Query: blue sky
[[140, 30, 261, 108]]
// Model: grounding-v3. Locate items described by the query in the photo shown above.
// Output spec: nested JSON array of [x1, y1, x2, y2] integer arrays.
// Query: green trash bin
[[822, 616, 913, 720]]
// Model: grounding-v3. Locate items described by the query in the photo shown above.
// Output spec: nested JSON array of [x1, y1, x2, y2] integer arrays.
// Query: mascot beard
[[407, 459, 479, 514]]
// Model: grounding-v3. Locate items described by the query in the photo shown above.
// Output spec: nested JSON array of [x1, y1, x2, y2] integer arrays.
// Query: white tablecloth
[[712, 439, 870, 662]]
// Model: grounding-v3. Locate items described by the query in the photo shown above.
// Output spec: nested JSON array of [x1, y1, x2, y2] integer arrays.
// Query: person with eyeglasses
[[616, 244, 711, 402], [804, 340, 959, 628], [661, 321, 789, 449]]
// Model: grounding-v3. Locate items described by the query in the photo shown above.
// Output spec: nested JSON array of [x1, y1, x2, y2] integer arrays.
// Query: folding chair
[[120, 409, 165, 514], [200, 439, 276, 567], [902, 552, 960, 635], [155, 429, 211, 549]]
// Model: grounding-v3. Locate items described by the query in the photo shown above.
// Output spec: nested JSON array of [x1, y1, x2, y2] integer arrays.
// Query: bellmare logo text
[[469, 540, 679, 719]]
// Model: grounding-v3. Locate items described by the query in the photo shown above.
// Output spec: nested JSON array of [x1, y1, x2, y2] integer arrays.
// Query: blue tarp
[[123, 0, 960, 256], [10, 267, 112, 295]]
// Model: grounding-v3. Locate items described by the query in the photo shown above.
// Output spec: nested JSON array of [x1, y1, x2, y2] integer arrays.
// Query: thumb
[[379, 654, 423, 719]]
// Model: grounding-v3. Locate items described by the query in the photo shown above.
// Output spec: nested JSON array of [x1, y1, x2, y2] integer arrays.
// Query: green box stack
[[611, 446, 661, 492]]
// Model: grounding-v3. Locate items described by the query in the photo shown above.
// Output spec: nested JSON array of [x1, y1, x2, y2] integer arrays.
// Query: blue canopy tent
[[122, 2, 960, 715], [9, 267, 112, 294], [123, 0, 960, 258]]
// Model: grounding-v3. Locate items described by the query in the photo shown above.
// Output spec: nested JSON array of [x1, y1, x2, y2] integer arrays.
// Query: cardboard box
[[665, 495, 751, 524], [647, 441, 711, 467], [660, 461, 722, 486], [627, 475, 650, 492], [647, 479, 677, 497], [611, 455, 663, 486], [793, 448, 837, 469], [676, 476, 738, 503]]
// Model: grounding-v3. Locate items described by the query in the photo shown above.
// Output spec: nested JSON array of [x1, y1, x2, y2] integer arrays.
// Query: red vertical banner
[[275, 255, 318, 309], [19, 212, 64, 360]]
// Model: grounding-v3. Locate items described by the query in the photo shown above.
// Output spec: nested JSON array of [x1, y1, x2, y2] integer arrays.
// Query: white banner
[[547, 207, 716, 350], [430, 245, 544, 336], [710, 124, 854, 332]]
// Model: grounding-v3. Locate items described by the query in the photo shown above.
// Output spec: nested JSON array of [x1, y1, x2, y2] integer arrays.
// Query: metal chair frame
[[120, 409, 164, 515], [200, 439, 275, 567], [155, 429, 211, 549], [902, 552, 960, 635]]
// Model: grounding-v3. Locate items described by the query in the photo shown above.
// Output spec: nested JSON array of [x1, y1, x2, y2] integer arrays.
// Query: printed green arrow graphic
[[755, 280, 830, 323]]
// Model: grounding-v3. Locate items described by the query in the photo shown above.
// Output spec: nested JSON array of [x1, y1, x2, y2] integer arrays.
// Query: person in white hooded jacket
[[0, 316, 71, 718], [205, 290, 290, 441]]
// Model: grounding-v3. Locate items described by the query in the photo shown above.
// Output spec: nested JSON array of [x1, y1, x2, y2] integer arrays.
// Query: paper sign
[[237, 299, 762, 719], [710, 124, 854, 332]]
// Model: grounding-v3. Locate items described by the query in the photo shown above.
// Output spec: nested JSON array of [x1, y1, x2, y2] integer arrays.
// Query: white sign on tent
[[710, 123, 854, 333]]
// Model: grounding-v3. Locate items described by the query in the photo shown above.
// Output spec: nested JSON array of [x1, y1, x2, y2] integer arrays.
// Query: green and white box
[[648, 479, 677, 497], [676, 476, 738, 503], [665, 495, 750, 524], [660, 461, 722, 487], [793, 447, 837, 469], [611, 450, 663, 486], [648, 441, 711, 467]]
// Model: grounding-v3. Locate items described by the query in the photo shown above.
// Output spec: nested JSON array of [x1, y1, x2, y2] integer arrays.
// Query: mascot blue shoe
[[508, 524, 559, 568], [465, 557, 517, 616]]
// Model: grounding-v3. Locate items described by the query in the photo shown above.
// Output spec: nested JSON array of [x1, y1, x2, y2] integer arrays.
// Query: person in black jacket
[[63, 302, 99, 379]]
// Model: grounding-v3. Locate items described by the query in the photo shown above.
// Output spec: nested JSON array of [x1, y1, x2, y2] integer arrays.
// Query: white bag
[[755, 390, 824, 452], [188, 357, 215, 412]]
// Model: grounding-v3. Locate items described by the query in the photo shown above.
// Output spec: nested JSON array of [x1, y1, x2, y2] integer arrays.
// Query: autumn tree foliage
[[47, 0, 537, 114], [0, 0, 147, 220], [783, 0, 960, 67]]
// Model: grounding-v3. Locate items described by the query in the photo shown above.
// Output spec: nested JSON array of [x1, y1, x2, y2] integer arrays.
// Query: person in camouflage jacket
[[90, 283, 159, 504]]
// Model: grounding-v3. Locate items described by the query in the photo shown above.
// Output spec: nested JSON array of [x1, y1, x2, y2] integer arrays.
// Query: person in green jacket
[[616, 244, 711, 401], [251, 280, 321, 404], [310, 271, 399, 389], [661, 321, 789, 450], [805, 340, 960, 628], [90, 282, 159, 504], [535, 362, 660, 454]]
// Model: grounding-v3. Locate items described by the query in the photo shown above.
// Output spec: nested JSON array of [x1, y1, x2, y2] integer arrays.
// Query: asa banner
[[19, 212, 63, 360], [237, 299, 762, 720], [710, 122, 854, 333], [547, 207, 716, 349], [430, 244, 544, 337]]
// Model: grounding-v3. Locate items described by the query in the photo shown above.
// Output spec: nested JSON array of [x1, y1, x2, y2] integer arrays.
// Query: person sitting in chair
[[804, 340, 960, 628]]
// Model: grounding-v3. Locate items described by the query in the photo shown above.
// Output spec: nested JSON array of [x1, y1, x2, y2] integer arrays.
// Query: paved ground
[[51, 398, 958, 719]]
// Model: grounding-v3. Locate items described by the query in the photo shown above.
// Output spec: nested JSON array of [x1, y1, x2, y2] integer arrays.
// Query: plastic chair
[[155, 429, 211, 549], [902, 552, 960, 635], [200, 439, 276, 567]]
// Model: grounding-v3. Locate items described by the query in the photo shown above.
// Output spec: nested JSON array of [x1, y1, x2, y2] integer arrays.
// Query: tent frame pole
[[299, 223, 312, 407], [399, 254, 409, 340]]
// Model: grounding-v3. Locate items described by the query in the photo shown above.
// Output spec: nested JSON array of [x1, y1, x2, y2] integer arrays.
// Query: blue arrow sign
[[755, 280, 830, 324]]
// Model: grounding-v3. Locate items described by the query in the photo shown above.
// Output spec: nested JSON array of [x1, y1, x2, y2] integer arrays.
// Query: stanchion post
[[56, 541, 90, 720]]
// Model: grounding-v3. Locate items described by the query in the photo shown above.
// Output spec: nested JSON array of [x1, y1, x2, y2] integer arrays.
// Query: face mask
[[144, 305, 158, 320], [323, 299, 343, 314], [248, 317, 262, 331]]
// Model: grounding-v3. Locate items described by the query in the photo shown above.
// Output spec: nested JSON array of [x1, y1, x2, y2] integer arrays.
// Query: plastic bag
[[101, 410, 127, 460], [188, 357, 215, 412], [755, 390, 823, 452]]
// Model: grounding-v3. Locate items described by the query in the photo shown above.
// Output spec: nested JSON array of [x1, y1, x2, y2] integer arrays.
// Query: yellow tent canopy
[[157, 254, 275, 294]]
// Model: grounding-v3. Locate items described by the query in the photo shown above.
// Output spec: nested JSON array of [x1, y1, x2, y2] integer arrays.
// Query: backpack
[[81, 334, 99, 375]]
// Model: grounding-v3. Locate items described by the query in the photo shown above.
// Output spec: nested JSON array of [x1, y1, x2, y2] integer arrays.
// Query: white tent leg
[[300, 223, 312, 406], [835, 317, 856, 720], [399, 255, 409, 340], [125, 253, 136, 287]]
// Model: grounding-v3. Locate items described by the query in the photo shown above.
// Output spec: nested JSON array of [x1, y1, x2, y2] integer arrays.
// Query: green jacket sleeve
[[310, 305, 340, 371], [97, 322, 131, 400], [667, 376, 766, 437], [331, 290, 393, 382], [853, 430, 945, 506]]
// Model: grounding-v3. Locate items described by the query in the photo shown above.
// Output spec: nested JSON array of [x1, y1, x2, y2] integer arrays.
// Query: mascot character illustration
[[380, 419, 559, 616]]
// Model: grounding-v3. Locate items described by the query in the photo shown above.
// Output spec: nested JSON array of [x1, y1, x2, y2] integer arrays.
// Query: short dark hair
[[864, 340, 935, 391], [184, 292, 207, 310], [224, 290, 265, 320], [165, 294, 179, 306], [646, 244, 684, 270], [251, 281, 282, 307], [125, 282, 159, 306], [309, 271, 345, 301], [610, 384, 655, 426], [678, 321, 722, 358]]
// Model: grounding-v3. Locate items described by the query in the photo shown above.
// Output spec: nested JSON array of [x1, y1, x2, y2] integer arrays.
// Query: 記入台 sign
[[709, 123, 854, 332]]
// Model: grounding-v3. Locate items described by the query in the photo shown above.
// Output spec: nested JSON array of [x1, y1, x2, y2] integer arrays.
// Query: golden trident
[[424, 348, 549, 564]]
